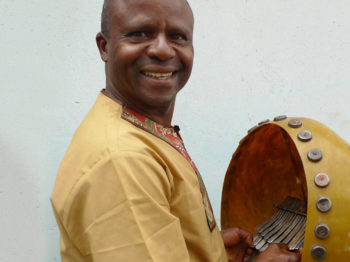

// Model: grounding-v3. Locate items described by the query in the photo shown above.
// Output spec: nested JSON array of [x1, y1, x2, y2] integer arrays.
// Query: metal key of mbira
[[250, 196, 306, 260]]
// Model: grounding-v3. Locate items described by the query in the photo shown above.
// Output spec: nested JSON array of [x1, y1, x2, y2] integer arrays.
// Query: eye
[[127, 31, 150, 39], [170, 34, 187, 42]]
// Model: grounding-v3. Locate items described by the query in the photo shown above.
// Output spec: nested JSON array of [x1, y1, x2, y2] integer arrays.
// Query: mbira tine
[[252, 196, 306, 253], [253, 200, 288, 246]]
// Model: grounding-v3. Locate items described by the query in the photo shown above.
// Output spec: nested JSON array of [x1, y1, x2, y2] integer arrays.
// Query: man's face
[[102, 0, 194, 112]]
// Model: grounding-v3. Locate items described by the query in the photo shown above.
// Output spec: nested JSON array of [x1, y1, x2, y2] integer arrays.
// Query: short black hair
[[100, 0, 193, 38], [101, 0, 111, 37]]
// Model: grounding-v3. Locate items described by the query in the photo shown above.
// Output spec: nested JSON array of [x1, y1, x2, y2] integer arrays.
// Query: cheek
[[178, 49, 194, 85], [114, 45, 146, 67], [179, 48, 194, 70]]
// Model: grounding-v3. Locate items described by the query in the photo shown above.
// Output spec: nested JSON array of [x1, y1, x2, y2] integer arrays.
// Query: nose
[[147, 34, 175, 61]]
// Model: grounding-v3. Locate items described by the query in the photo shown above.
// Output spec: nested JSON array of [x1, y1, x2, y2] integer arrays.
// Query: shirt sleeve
[[62, 151, 191, 262]]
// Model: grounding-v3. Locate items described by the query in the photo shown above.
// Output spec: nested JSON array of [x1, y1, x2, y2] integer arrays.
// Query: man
[[51, 0, 302, 261]]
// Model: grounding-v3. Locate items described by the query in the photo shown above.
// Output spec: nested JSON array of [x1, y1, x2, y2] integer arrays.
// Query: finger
[[290, 251, 302, 262], [222, 227, 253, 247], [246, 247, 254, 256], [275, 242, 289, 250], [236, 228, 254, 247], [276, 243, 302, 261]]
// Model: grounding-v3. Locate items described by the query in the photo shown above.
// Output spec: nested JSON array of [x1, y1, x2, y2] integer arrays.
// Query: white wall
[[1, 0, 349, 261]]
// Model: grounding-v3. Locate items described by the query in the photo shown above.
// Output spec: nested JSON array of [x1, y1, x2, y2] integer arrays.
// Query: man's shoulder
[[55, 93, 150, 178], [75, 92, 122, 146], [72, 92, 166, 155], [51, 94, 150, 215], [52, 93, 171, 194]]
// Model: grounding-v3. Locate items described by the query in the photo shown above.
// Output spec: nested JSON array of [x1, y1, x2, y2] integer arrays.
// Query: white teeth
[[144, 71, 173, 80]]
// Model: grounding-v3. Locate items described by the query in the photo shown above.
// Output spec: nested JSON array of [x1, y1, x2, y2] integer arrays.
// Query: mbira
[[220, 116, 350, 261]]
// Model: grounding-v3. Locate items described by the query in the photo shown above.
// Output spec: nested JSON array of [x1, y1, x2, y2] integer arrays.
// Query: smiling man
[[51, 0, 301, 261], [97, 0, 194, 126]]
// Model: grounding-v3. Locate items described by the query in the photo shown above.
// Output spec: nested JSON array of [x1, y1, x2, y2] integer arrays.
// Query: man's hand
[[221, 227, 254, 262], [256, 243, 302, 262]]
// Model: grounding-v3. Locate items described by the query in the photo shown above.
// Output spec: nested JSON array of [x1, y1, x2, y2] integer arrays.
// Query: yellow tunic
[[51, 93, 227, 262]]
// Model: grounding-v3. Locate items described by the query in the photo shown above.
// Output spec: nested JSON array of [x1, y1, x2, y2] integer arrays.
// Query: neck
[[104, 87, 175, 127]]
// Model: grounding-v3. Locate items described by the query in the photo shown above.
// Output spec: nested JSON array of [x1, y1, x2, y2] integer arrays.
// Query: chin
[[143, 95, 175, 109]]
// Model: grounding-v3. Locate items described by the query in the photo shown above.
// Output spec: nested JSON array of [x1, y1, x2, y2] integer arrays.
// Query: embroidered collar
[[121, 107, 189, 159]]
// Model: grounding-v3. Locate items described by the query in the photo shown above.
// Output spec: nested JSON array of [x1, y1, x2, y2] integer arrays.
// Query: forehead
[[108, 0, 194, 31]]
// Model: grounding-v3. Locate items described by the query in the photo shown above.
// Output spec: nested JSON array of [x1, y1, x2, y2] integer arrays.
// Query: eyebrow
[[123, 21, 192, 36]]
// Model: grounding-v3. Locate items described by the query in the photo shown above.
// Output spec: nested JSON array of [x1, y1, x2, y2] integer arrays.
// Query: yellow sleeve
[[63, 151, 191, 262]]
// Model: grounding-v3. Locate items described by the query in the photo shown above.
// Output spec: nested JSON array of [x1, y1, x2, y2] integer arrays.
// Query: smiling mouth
[[142, 71, 174, 80]]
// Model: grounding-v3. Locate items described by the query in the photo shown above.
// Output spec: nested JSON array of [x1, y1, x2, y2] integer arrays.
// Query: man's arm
[[62, 151, 190, 262]]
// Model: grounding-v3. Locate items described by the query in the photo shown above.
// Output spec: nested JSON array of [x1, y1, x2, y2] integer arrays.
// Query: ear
[[96, 32, 109, 62]]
